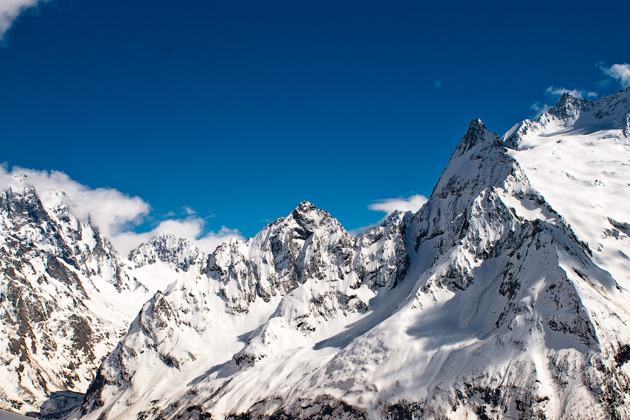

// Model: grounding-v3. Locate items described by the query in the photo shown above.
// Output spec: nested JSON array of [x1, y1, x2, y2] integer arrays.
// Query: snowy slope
[[503, 89, 630, 291], [57, 88, 630, 419], [0, 180, 159, 415]]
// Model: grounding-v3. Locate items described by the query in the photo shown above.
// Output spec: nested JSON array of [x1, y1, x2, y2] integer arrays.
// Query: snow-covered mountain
[[0, 181, 159, 416], [76, 200, 410, 419], [73, 88, 630, 419], [3, 88, 630, 419], [129, 234, 202, 273]]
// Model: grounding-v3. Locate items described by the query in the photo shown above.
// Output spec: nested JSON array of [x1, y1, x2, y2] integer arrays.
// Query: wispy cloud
[[0, 0, 45, 41], [530, 102, 550, 117], [545, 86, 597, 99], [599, 63, 630, 89], [195, 226, 242, 253], [348, 194, 428, 237], [0, 165, 150, 239], [0, 165, 242, 255], [113, 218, 241, 256], [183, 206, 196, 215], [368, 194, 427, 215]]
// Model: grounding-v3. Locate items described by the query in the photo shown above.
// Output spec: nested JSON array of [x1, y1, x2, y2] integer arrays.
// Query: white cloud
[[348, 224, 376, 237], [368, 194, 428, 215], [195, 226, 242, 253], [545, 86, 598, 99], [0, 165, 150, 238], [183, 206, 196, 215], [530, 102, 551, 118], [348, 194, 428, 237], [113, 217, 242, 256], [0, 0, 45, 40], [599, 63, 630, 89], [0, 165, 242, 256]]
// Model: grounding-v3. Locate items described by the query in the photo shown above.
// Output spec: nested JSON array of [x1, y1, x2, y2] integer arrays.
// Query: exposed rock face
[[0, 185, 147, 414], [202, 200, 410, 315], [355, 210, 411, 290], [206, 201, 356, 313], [129, 234, 202, 272]]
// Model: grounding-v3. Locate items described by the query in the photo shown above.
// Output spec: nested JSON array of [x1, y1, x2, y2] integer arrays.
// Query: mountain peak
[[469, 117, 485, 129], [294, 200, 316, 214], [4, 182, 37, 196], [450, 118, 500, 159], [0, 173, 40, 200], [461, 118, 490, 146], [128, 233, 201, 271], [547, 91, 588, 120]]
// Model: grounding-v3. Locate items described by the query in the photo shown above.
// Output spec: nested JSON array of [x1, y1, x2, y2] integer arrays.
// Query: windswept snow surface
[[504, 89, 630, 291]]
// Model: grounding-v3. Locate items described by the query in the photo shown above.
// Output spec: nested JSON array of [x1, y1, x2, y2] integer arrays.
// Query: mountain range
[[2, 88, 630, 419]]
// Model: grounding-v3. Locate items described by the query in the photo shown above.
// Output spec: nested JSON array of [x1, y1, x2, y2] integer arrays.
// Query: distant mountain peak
[[547, 91, 589, 120], [128, 233, 201, 272], [503, 88, 630, 151]]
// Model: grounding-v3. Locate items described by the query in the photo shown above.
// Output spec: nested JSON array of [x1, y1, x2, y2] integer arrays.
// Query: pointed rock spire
[[547, 91, 588, 120], [293, 200, 317, 214], [453, 118, 499, 157]]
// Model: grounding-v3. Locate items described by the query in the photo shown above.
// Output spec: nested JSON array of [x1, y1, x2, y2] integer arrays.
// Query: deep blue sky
[[1, 0, 628, 238]]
